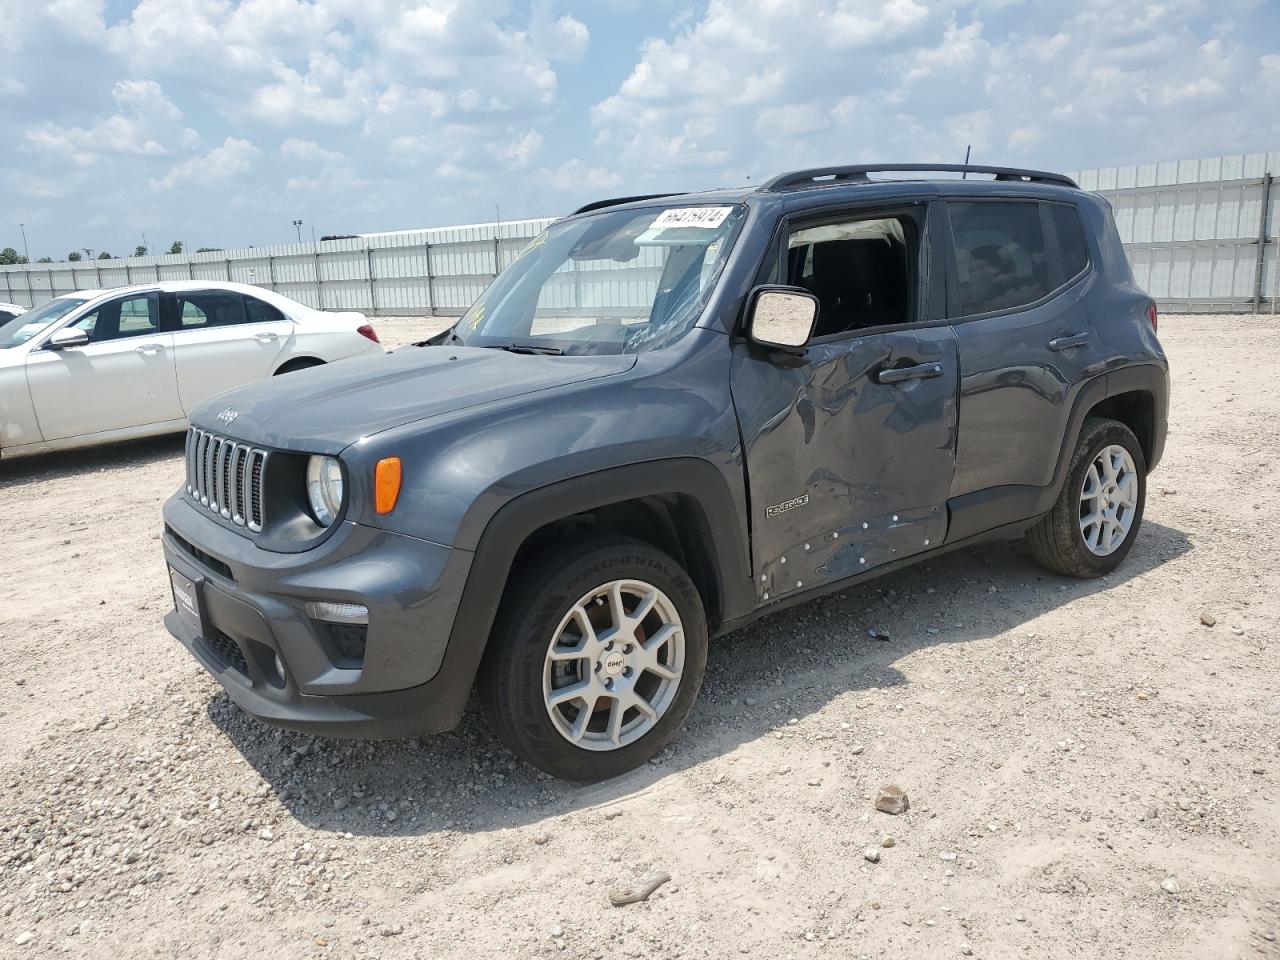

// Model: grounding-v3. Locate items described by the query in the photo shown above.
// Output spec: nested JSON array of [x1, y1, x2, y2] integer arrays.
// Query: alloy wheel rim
[[542, 579, 685, 752], [1079, 443, 1138, 556]]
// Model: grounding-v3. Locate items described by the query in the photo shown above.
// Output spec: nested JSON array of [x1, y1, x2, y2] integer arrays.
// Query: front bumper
[[161, 493, 476, 738]]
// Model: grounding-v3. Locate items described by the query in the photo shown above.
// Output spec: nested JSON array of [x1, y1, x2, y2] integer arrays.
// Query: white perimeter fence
[[1071, 152, 1278, 313], [3, 151, 1277, 315]]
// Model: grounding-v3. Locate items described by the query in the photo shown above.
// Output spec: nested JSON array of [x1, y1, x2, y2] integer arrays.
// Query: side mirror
[[747, 286, 818, 351], [46, 328, 90, 350]]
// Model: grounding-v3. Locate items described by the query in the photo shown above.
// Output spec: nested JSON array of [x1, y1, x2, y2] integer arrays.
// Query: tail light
[[357, 323, 380, 343], [1146, 302, 1158, 333]]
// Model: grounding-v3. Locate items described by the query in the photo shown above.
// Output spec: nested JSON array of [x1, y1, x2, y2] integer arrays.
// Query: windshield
[[452, 204, 746, 355], [0, 298, 87, 349]]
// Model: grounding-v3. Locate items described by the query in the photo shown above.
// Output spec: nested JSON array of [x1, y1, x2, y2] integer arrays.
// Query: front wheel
[[1026, 417, 1147, 578], [478, 538, 708, 781]]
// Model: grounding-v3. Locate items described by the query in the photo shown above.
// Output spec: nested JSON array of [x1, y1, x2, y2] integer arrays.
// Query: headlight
[[306, 455, 343, 526]]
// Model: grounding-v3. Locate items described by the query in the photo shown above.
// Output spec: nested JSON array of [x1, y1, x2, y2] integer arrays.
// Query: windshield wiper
[[488, 342, 564, 355]]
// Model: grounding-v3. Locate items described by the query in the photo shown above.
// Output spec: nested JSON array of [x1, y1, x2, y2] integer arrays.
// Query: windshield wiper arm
[[490, 342, 564, 355]]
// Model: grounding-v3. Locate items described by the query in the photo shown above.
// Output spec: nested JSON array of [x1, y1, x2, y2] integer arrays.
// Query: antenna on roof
[[962, 145, 971, 179]]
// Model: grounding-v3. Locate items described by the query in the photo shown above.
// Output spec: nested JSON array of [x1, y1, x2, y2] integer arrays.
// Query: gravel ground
[[1, 314, 1277, 959]]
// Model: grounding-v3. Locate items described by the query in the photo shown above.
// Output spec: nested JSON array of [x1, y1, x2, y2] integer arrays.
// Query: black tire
[[274, 357, 324, 375], [1026, 417, 1147, 578], [477, 537, 708, 782]]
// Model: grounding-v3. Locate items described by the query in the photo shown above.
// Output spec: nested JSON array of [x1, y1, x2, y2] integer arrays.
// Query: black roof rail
[[572, 193, 685, 215], [760, 163, 1078, 192]]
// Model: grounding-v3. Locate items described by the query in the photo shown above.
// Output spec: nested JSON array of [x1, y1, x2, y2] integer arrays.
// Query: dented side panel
[[730, 326, 959, 601]]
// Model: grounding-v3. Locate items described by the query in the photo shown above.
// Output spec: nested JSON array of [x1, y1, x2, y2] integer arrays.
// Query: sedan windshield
[[0, 297, 87, 349], [452, 204, 746, 355]]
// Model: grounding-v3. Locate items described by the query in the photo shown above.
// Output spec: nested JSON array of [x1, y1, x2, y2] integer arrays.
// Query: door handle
[[1048, 333, 1091, 352], [876, 361, 944, 385], [135, 343, 163, 355], [254, 332, 279, 342]]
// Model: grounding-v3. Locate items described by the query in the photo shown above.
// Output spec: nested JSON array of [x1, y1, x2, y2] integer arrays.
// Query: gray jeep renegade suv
[[162, 163, 1169, 781]]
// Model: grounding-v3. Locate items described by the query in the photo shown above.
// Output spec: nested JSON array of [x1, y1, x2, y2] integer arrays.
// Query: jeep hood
[[191, 346, 638, 454]]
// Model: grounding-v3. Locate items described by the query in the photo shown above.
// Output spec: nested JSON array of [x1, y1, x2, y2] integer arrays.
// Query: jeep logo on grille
[[216, 407, 239, 425]]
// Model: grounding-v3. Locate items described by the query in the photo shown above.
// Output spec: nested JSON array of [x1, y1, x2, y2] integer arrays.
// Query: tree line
[[0, 241, 225, 265]]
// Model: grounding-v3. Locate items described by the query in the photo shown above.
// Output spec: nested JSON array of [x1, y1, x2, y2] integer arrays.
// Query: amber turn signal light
[[375, 457, 402, 514]]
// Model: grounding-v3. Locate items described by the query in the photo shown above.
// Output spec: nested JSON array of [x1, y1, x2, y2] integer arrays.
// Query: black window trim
[[738, 200, 941, 345], [939, 196, 1094, 324]]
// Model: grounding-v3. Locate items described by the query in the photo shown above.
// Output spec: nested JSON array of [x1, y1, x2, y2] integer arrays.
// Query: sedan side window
[[71, 294, 160, 342], [175, 291, 248, 329], [243, 295, 286, 324]]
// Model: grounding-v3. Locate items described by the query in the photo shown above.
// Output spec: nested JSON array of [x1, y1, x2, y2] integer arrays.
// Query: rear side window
[[244, 295, 286, 324], [1049, 203, 1090, 281], [175, 291, 248, 329], [948, 201, 1053, 316]]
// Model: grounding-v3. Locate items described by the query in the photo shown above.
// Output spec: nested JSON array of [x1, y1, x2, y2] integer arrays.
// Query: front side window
[[71, 294, 160, 342], [784, 216, 915, 337], [175, 291, 248, 329], [453, 204, 747, 355], [0, 297, 86, 348], [949, 201, 1053, 316]]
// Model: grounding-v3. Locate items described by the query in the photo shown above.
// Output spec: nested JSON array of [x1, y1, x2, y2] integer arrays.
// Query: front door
[[730, 206, 959, 603], [25, 292, 182, 441]]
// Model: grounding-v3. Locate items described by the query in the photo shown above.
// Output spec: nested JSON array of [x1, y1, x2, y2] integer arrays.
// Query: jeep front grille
[[185, 428, 269, 532]]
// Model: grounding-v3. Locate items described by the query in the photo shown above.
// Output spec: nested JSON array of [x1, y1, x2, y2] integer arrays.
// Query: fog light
[[305, 600, 369, 625]]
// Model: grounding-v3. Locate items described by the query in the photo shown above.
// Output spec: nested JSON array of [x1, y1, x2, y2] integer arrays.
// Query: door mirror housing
[[747, 286, 818, 351], [46, 327, 90, 350]]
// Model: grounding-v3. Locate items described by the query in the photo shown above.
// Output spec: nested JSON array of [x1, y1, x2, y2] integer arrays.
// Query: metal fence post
[[1255, 172, 1273, 314], [188, 259, 194, 280], [366, 244, 377, 314], [225, 258, 232, 282], [313, 246, 323, 309], [3, 269, 11, 303], [267, 255, 275, 294], [425, 241, 436, 316], [48, 267, 55, 295]]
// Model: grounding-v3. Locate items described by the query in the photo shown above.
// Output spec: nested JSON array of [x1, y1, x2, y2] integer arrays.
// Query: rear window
[[1049, 203, 1090, 281], [949, 201, 1054, 316]]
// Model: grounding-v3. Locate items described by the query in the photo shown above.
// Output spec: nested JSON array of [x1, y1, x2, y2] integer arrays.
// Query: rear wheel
[[1026, 417, 1146, 578], [478, 538, 708, 781]]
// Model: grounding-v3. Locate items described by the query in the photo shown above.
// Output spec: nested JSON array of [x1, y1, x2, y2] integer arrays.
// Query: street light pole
[[292, 219, 303, 244], [19, 223, 30, 262]]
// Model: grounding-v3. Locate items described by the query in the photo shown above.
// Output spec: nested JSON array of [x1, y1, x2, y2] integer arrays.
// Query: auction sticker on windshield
[[650, 207, 733, 229]]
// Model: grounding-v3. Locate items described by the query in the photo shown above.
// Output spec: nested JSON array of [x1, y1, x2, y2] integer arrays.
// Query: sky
[[2, 0, 1278, 259]]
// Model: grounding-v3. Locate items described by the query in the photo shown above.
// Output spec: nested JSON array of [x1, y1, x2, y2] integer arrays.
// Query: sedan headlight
[[306, 455, 344, 526]]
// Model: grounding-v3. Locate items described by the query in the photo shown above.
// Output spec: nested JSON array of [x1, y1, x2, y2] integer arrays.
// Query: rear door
[[730, 203, 959, 603], [168, 289, 292, 413], [944, 199, 1100, 497], [25, 291, 182, 440]]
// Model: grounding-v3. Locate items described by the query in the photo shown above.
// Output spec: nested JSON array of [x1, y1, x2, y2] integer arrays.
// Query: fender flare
[[422, 458, 755, 727]]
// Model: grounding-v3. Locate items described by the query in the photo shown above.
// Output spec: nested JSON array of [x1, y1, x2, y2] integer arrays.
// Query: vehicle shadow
[[0, 433, 186, 489], [207, 520, 1192, 838]]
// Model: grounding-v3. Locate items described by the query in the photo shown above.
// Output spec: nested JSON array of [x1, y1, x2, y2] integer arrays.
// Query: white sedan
[[0, 302, 26, 323], [0, 281, 383, 459]]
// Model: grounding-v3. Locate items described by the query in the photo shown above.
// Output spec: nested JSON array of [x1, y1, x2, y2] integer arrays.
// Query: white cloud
[[153, 137, 261, 189], [24, 80, 197, 163]]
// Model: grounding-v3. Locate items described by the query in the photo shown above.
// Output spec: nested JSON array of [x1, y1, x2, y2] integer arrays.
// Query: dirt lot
[[1, 314, 1277, 960]]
